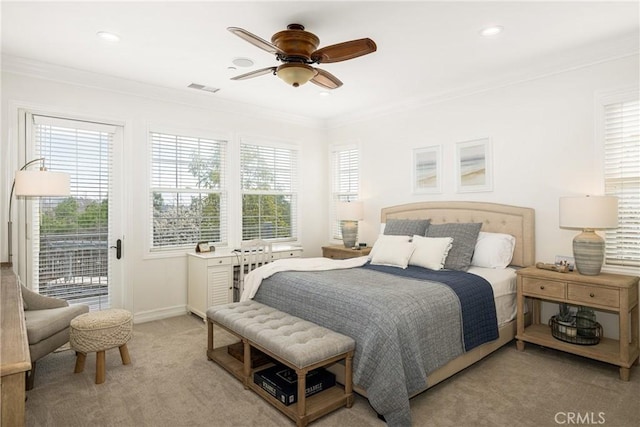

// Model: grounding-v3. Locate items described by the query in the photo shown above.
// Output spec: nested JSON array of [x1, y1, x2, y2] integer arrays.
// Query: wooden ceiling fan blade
[[230, 67, 277, 81], [311, 38, 377, 64], [310, 68, 343, 89], [227, 27, 286, 56]]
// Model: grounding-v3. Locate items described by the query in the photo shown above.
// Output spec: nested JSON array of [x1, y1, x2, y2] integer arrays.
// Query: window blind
[[150, 132, 227, 249], [32, 115, 115, 310], [603, 98, 640, 267], [240, 142, 297, 241], [331, 146, 359, 239]]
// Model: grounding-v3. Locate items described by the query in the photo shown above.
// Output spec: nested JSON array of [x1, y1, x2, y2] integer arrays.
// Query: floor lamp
[[5, 158, 70, 267]]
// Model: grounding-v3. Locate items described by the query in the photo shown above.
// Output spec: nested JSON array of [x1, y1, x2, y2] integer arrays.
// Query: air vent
[[188, 83, 220, 93]]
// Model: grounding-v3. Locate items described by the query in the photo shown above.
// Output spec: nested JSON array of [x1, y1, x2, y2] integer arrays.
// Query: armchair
[[21, 286, 89, 389]]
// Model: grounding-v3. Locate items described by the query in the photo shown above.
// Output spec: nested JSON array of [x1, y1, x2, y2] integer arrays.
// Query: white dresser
[[187, 245, 303, 319]]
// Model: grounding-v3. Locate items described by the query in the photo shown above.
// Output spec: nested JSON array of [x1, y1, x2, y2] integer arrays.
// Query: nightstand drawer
[[568, 284, 619, 309], [522, 278, 566, 299], [322, 245, 371, 260]]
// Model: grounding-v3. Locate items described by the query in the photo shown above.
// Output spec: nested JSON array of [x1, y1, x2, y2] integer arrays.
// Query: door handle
[[110, 239, 122, 259]]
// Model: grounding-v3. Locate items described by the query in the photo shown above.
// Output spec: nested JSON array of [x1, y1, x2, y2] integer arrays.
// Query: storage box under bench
[[206, 301, 355, 427]]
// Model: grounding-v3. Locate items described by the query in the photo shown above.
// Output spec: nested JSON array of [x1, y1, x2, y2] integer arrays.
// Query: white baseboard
[[133, 305, 187, 324]]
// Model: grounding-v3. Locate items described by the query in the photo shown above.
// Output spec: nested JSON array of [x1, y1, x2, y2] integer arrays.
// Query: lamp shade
[[15, 170, 71, 197], [336, 201, 363, 221], [276, 63, 316, 87], [559, 196, 618, 230]]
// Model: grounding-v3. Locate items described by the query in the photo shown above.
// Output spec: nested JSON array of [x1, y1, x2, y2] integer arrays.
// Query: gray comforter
[[253, 267, 478, 426]]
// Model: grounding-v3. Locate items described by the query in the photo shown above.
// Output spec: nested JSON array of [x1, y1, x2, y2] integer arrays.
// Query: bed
[[251, 201, 535, 426]]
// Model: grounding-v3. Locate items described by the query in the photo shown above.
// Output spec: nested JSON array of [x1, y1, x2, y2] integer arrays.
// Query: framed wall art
[[455, 138, 493, 193], [412, 145, 442, 194]]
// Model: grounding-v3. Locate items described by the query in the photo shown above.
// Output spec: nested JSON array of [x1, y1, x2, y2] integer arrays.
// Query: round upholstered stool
[[70, 309, 133, 384]]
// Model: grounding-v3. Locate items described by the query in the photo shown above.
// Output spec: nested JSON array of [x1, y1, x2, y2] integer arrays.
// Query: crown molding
[[1, 54, 325, 130], [3, 30, 638, 132], [327, 33, 640, 129]]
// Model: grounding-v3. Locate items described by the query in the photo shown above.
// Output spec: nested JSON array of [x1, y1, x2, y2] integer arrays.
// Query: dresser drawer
[[273, 250, 302, 260], [205, 257, 232, 267], [522, 278, 566, 299], [568, 283, 619, 309]]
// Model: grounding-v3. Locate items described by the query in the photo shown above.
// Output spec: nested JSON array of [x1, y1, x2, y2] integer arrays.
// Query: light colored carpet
[[25, 314, 639, 427]]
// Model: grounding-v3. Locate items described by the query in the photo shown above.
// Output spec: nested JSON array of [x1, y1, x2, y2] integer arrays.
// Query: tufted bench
[[206, 301, 355, 427]]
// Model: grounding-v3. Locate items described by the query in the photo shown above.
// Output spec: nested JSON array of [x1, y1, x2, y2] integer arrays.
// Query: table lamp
[[336, 201, 363, 248], [559, 195, 618, 275]]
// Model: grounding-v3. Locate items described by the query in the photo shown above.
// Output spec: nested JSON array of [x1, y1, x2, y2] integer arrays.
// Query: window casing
[[601, 94, 639, 268], [330, 145, 359, 239], [240, 141, 298, 242], [150, 131, 227, 250]]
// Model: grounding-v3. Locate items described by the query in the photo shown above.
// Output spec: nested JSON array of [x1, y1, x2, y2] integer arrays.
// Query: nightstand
[[322, 245, 371, 260], [516, 266, 639, 380]]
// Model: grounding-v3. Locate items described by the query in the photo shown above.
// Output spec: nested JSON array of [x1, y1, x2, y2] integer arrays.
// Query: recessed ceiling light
[[479, 26, 504, 37], [319, 91, 331, 97], [232, 57, 254, 68], [96, 31, 120, 42]]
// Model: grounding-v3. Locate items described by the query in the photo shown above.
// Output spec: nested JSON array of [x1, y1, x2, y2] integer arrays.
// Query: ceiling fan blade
[[227, 27, 286, 56], [311, 38, 377, 64], [310, 68, 343, 89], [230, 67, 277, 81]]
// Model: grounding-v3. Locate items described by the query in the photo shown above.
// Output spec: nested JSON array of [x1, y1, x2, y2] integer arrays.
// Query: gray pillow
[[384, 218, 431, 236], [425, 222, 482, 271]]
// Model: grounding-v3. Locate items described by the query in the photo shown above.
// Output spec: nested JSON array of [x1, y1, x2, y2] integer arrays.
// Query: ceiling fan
[[227, 24, 377, 89]]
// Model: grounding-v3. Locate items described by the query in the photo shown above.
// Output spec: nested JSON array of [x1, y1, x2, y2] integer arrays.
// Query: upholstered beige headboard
[[380, 201, 535, 267]]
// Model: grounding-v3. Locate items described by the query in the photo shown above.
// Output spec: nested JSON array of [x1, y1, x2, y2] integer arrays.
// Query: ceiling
[[2, 1, 639, 122]]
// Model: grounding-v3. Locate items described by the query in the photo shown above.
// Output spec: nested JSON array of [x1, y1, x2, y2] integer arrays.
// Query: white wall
[[328, 55, 638, 265], [326, 54, 640, 337], [2, 54, 638, 330], [1, 70, 328, 321]]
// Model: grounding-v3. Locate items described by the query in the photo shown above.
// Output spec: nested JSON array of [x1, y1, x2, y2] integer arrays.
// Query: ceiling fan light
[[276, 63, 315, 87]]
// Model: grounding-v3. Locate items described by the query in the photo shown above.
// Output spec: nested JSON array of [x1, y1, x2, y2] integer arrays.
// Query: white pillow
[[409, 235, 453, 270], [471, 231, 516, 269], [369, 234, 415, 269]]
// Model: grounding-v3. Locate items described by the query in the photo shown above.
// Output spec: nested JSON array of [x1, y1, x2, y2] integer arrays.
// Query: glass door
[[21, 112, 124, 310]]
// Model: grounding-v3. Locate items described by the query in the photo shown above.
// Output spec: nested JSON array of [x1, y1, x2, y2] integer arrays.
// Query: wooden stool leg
[[119, 344, 131, 365], [95, 351, 106, 384], [74, 352, 86, 373]]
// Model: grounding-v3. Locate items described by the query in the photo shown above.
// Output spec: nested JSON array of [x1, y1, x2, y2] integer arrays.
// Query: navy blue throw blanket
[[362, 263, 499, 351]]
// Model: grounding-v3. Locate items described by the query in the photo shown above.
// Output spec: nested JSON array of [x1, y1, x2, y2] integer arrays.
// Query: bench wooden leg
[[207, 319, 214, 360], [242, 338, 251, 390], [296, 368, 308, 427], [119, 344, 131, 365], [74, 352, 86, 374], [345, 351, 354, 408], [96, 351, 106, 384]]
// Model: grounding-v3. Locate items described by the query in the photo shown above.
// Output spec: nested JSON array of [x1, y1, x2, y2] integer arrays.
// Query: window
[[240, 141, 297, 241], [30, 114, 117, 309], [150, 131, 227, 250], [602, 95, 639, 267], [330, 145, 359, 239]]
